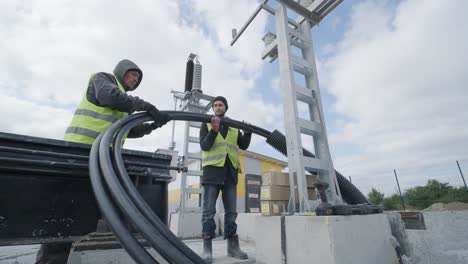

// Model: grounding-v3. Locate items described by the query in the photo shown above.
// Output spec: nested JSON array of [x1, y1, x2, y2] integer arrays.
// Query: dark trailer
[[0, 132, 171, 246]]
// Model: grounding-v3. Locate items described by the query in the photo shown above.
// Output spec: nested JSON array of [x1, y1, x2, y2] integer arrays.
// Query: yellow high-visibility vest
[[64, 73, 128, 144], [202, 123, 239, 169]]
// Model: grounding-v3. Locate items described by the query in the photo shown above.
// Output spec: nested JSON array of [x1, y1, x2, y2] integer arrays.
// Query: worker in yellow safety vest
[[199, 96, 251, 263], [63, 59, 169, 144], [36, 59, 169, 264]]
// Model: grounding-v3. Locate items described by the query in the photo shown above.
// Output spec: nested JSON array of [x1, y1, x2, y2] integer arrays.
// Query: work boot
[[227, 234, 248, 259], [202, 236, 213, 263]]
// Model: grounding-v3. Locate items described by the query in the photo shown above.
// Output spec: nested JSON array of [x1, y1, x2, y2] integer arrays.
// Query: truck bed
[[0, 132, 171, 246]]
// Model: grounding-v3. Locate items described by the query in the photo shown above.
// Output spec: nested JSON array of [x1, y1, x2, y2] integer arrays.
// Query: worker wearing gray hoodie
[[64, 59, 169, 144], [36, 59, 169, 264]]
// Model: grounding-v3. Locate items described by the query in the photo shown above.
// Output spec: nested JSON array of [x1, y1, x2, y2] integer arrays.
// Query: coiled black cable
[[113, 115, 206, 263], [92, 113, 204, 264], [89, 132, 159, 264], [89, 110, 368, 264]]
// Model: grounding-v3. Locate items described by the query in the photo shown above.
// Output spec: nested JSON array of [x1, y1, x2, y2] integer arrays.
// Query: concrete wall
[[236, 213, 259, 242], [405, 211, 468, 264], [169, 212, 221, 239], [385, 212, 413, 257], [169, 212, 202, 239], [255, 216, 283, 264], [218, 213, 259, 242], [255, 214, 398, 264]]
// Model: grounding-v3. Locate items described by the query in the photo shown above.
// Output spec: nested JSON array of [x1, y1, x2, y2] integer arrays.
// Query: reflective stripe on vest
[[74, 109, 119, 123], [65, 126, 100, 139], [64, 73, 128, 144], [201, 123, 239, 169]]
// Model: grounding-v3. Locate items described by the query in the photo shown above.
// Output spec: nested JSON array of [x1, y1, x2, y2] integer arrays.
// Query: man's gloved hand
[[145, 103, 160, 120], [145, 103, 170, 127], [241, 120, 253, 135], [149, 121, 163, 130], [156, 111, 170, 127], [128, 123, 153, 138]]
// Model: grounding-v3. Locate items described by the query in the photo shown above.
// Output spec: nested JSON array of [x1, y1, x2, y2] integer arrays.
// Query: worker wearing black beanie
[[212, 96, 228, 113], [198, 95, 251, 262]]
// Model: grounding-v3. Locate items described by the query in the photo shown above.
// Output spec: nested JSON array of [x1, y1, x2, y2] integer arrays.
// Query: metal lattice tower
[[231, 0, 343, 213], [171, 56, 215, 213]]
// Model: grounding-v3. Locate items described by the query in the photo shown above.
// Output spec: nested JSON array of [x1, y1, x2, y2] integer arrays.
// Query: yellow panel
[[168, 189, 181, 203], [189, 183, 200, 200], [261, 160, 283, 175]]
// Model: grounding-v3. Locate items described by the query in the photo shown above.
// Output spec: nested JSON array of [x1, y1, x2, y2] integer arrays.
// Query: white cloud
[[190, 0, 268, 73], [0, 0, 283, 156], [323, 0, 468, 194], [7, 0, 465, 199], [0, 95, 70, 139]]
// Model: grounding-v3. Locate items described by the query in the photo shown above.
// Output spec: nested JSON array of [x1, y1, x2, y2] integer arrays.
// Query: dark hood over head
[[113, 59, 143, 91]]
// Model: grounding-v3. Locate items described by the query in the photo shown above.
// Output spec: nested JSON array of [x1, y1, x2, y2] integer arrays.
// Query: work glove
[[241, 120, 252, 135], [128, 123, 154, 138], [145, 103, 171, 127], [149, 121, 164, 130]]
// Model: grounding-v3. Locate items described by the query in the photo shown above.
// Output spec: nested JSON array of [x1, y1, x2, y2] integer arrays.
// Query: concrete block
[[317, 214, 397, 264], [406, 211, 468, 264], [236, 213, 261, 242], [255, 216, 283, 264], [255, 214, 398, 264], [170, 212, 219, 239], [385, 212, 413, 257], [220, 213, 259, 241]]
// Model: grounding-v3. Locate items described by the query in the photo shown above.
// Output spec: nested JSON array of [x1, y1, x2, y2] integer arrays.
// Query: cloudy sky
[[1, 0, 467, 195]]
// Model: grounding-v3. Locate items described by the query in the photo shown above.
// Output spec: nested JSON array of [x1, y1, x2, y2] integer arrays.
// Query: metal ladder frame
[[232, 0, 344, 213], [172, 91, 215, 212]]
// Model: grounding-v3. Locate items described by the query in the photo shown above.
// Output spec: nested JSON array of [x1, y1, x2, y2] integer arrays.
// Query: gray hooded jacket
[[86, 59, 151, 114], [85, 59, 156, 138]]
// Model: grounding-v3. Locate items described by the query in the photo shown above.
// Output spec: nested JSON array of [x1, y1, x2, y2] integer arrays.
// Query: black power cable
[[88, 111, 368, 264], [96, 114, 202, 264], [89, 133, 158, 264], [113, 115, 205, 263]]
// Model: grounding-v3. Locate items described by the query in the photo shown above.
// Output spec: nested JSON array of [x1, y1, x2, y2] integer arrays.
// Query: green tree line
[[367, 180, 468, 210]]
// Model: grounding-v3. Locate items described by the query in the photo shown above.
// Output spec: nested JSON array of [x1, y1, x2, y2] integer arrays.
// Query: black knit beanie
[[212, 96, 228, 111]]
